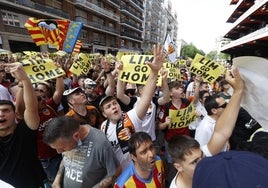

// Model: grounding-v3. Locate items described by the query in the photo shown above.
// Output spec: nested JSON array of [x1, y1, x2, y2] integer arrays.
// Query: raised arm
[[101, 57, 116, 96], [157, 67, 170, 105], [7, 63, 40, 129], [207, 68, 244, 155], [116, 61, 132, 105], [52, 58, 65, 105], [52, 76, 64, 105], [135, 44, 165, 119], [192, 75, 202, 104]]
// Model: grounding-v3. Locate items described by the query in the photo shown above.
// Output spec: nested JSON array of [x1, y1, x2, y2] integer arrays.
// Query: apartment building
[[142, 0, 164, 53], [220, 0, 268, 58]]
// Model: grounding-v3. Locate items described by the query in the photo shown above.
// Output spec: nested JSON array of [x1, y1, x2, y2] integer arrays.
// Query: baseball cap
[[84, 78, 96, 86], [99, 95, 116, 108], [193, 150, 268, 188], [63, 87, 82, 96]]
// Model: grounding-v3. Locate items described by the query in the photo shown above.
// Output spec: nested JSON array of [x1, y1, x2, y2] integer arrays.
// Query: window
[[108, 22, 115, 28], [80, 29, 88, 41], [1, 11, 20, 27], [92, 15, 104, 24]]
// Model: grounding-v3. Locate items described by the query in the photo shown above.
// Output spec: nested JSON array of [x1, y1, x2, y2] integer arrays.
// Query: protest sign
[[168, 102, 196, 129], [119, 55, 162, 86], [21, 58, 65, 83], [164, 62, 181, 80], [116, 51, 140, 61], [69, 53, 91, 76], [190, 54, 225, 84]]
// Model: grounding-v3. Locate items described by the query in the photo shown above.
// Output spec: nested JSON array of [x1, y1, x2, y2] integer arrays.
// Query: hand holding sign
[[224, 68, 244, 93], [4, 63, 28, 82]]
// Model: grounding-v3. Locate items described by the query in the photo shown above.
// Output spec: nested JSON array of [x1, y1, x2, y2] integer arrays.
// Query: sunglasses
[[216, 102, 227, 109], [85, 85, 96, 89], [36, 89, 46, 93]]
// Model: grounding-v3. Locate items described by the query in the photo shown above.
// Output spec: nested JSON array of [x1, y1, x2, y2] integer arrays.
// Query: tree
[[180, 43, 205, 59], [206, 50, 230, 62]]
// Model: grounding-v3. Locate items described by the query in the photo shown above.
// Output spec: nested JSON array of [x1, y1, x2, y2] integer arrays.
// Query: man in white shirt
[[195, 94, 228, 151]]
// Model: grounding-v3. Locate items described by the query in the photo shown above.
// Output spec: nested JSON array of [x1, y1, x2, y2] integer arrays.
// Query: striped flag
[[24, 18, 47, 46], [72, 40, 83, 53], [24, 18, 70, 47]]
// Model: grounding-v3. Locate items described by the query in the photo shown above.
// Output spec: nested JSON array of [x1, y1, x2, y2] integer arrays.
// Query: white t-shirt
[[0, 85, 13, 101], [133, 97, 157, 141], [101, 109, 142, 170]]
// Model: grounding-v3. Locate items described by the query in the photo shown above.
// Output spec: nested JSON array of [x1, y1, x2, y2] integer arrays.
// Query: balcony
[[121, 5, 144, 22], [75, 0, 120, 21], [107, 0, 120, 8], [121, 19, 143, 32], [121, 32, 143, 42], [4, 25, 29, 35], [128, 0, 144, 11], [91, 39, 106, 46], [34, 3, 69, 19], [5, 0, 69, 19], [75, 17, 120, 36]]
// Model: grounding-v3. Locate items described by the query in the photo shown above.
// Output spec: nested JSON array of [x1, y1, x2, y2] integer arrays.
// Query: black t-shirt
[[0, 122, 46, 188]]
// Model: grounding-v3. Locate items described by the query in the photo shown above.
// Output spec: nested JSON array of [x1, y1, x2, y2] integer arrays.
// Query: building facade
[[142, 0, 165, 54], [0, 0, 178, 55], [0, 0, 145, 54], [220, 0, 268, 58]]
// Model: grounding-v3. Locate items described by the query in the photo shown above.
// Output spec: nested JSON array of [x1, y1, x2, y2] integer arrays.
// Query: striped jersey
[[114, 156, 165, 188]]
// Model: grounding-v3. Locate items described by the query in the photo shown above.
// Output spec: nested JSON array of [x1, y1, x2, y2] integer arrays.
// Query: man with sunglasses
[[64, 87, 105, 129], [195, 94, 229, 151]]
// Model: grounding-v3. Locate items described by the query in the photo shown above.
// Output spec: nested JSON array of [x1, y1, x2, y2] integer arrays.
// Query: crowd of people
[[0, 44, 268, 188]]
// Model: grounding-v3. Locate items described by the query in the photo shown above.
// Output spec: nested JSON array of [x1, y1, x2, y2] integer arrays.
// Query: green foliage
[[206, 50, 230, 61], [180, 43, 205, 59], [180, 43, 230, 62]]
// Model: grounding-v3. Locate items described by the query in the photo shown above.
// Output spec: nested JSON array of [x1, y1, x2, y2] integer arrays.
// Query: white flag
[[164, 34, 177, 63], [233, 56, 268, 130]]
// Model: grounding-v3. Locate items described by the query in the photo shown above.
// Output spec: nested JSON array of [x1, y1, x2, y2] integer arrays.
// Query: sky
[[170, 0, 236, 53]]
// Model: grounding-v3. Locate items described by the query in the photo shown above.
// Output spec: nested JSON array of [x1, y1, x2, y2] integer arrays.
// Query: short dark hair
[[199, 90, 210, 100], [99, 95, 117, 112], [168, 81, 184, 91], [43, 116, 80, 144], [168, 135, 200, 163], [128, 132, 152, 156], [204, 94, 221, 115], [0, 100, 15, 111]]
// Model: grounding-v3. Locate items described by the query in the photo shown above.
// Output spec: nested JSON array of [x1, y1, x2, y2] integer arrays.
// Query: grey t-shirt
[[62, 126, 119, 188]]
